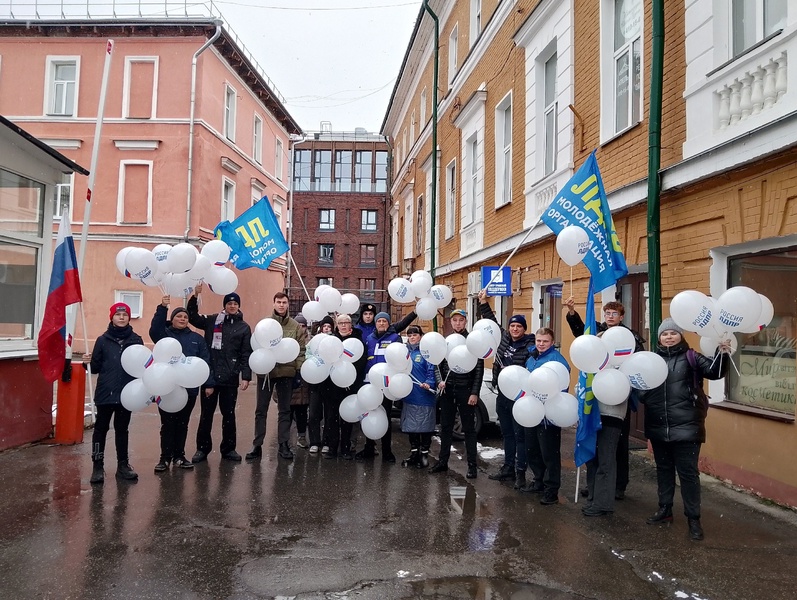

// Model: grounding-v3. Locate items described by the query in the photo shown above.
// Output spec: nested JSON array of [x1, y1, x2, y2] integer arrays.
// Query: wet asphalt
[[1, 387, 796, 599]]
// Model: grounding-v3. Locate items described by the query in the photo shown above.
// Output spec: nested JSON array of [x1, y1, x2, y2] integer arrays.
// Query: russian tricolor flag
[[38, 218, 83, 383]]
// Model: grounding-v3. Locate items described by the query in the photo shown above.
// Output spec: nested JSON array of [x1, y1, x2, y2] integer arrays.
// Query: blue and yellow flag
[[541, 151, 628, 292], [574, 278, 601, 467], [214, 196, 289, 270]]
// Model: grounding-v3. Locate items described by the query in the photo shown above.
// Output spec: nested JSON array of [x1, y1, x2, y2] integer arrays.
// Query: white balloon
[[544, 393, 579, 427], [409, 270, 433, 298], [301, 355, 330, 384], [140, 273, 164, 288], [361, 405, 389, 440], [121, 345, 153, 379], [447, 345, 478, 374], [753, 294, 775, 332], [384, 342, 411, 371], [330, 360, 357, 388], [465, 329, 496, 360], [569, 335, 610, 373], [166, 243, 197, 274], [429, 284, 453, 308], [313, 284, 332, 302], [116, 247, 135, 277], [387, 372, 413, 399], [200, 239, 231, 266], [556, 225, 591, 267], [339, 394, 366, 423], [318, 335, 344, 363], [419, 332, 447, 365], [205, 266, 238, 296], [382, 387, 399, 401], [173, 356, 210, 388], [302, 300, 327, 323], [388, 278, 414, 304], [445, 333, 467, 356], [341, 337, 364, 363], [415, 297, 439, 320], [273, 337, 301, 363], [620, 351, 669, 390], [254, 318, 284, 349], [473, 319, 502, 348], [165, 272, 195, 298], [250, 334, 263, 351], [527, 367, 562, 402], [368, 362, 391, 389], [540, 361, 571, 391], [125, 247, 159, 281], [670, 290, 716, 334], [153, 337, 183, 364], [357, 384, 384, 411], [591, 368, 631, 406], [249, 348, 277, 375], [152, 244, 172, 274], [512, 397, 546, 427], [187, 254, 212, 281], [699, 335, 738, 356], [319, 287, 343, 313], [142, 362, 177, 396], [716, 286, 762, 332], [307, 332, 328, 356], [497, 365, 530, 401], [340, 293, 361, 315], [601, 326, 637, 367], [156, 386, 188, 413], [120, 379, 153, 412]]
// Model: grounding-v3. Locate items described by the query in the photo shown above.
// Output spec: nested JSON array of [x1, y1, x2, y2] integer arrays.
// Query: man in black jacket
[[188, 283, 252, 463]]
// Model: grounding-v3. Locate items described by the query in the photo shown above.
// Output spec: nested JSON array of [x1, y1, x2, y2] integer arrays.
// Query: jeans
[[616, 404, 631, 492], [495, 394, 516, 469], [254, 375, 293, 447], [158, 394, 197, 461], [323, 387, 353, 454], [438, 385, 477, 466], [290, 404, 308, 436], [586, 419, 622, 512], [196, 385, 238, 455], [92, 404, 132, 463], [308, 384, 325, 446], [526, 423, 562, 494], [650, 439, 702, 518]]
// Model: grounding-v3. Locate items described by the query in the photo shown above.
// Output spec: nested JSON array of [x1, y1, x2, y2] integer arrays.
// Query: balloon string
[[570, 267, 573, 299]]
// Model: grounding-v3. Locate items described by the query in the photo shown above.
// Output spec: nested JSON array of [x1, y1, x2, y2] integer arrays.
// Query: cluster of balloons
[[300, 332, 365, 387], [555, 225, 592, 267], [496, 362, 578, 428], [119, 339, 210, 413], [115, 240, 238, 297], [301, 284, 361, 323], [669, 286, 772, 355], [417, 318, 500, 372], [247, 318, 302, 375], [387, 270, 453, 321], [339, 391, 389, 441]]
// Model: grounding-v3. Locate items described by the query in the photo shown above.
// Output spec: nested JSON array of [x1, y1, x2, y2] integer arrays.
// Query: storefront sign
[[733, 348, 796, 414]]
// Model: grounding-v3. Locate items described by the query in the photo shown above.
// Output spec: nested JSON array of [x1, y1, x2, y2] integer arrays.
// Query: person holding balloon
[[400, 325, 437, 468], [85, 302, 144, 484], [289, 314, 311, 450], [638, 318, 729, 540], [187, 283, 252, 464], [149, 295, 214, 473]]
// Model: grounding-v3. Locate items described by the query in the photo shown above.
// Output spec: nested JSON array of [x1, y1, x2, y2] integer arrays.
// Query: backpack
[[686, 349, 710, 412]]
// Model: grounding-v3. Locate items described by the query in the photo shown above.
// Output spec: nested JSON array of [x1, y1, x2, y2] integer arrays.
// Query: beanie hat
[[294, 313, 307, 325], [450, 309, 467, 318], [319, 315, 335, 329], [222, 292, 241, 307], [658, 317, 684, 338], [109, 302, 131, 320], [508, 314, 528, 330], [170, 307, 188, 320], [375, 311, 391, 323]]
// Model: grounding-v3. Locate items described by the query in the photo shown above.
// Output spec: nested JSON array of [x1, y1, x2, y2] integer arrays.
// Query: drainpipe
[[185, 23, 222, 241], [422, 0, 439, 331], [286, 136, 298, 296], [646, 0, 664, 339]]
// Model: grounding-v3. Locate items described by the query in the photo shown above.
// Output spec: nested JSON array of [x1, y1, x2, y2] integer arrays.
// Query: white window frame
[[319, 243, 335, 263], [470, 0, 482, 47], [44, 56, 80, 117], [224, 84, 237, 142], [318, 277, 333, 287], [275, 138, 283, 180], [730, 0, 788, 58], [416, 194, 424, 254], [390, 203, 400, 267], [54, 173, 73, 221], [361, 209, 378, 231], [494, 92, 513, 209], [448, 24, 459, 86], [222, 178, 235, 221], [115, 290, 143, 319], [463, 134, 479, 228], [320, 208, 335, 230], [543, 51, 558, 177], [122, 56, 158, 119], [403, 193, 414, 260], [253, 114, 263, 165], [445, 159, 456, 239], [251, 182, 265, 206], [420, 87, 428, 126], [116, 160, 153, 225]]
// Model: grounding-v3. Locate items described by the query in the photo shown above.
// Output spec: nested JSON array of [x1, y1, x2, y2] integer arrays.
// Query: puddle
[[408, 576, 581, 598]]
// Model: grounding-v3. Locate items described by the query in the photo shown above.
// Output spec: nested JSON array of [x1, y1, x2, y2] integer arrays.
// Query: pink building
[[0, 17, 301, 447]]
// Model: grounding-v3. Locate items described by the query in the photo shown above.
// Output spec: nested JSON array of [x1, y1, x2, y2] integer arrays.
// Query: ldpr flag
[[573, 278, 601, 467], [214, 196, 289, 270]]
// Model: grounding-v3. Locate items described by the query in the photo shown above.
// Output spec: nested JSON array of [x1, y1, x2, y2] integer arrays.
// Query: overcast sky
[[215, 0, 422, 133]]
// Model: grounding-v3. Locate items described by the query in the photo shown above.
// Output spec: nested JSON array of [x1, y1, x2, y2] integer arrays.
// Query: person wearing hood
[[355, 303, 377, 340], [246, 292, 307, 461], [187, 284, 252, 463], [149, 295, 215, 472], [478, 289, 536, 485], [400, 325, 437, 468], [85, 302, 144, 484], [637, 318, 729, 540]]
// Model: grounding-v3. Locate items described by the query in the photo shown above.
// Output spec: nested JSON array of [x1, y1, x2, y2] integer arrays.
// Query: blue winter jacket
[[403, 344, 436, 407], [363, 311, 417, 378], [149, 304, 215, 392]]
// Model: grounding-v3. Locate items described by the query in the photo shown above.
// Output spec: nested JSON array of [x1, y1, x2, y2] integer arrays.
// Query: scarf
[[106, 323, 133, 340], [212, 313, 225, 350]]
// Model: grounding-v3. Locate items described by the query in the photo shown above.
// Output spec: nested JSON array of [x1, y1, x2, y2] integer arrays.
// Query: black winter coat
[[149, 304, 215, 391], [478, 302, 535, 392], [187, 296, 252, 387], [90, 324, 144, 406], [437, 329, 485, 396], [639, 340, 727, 444]]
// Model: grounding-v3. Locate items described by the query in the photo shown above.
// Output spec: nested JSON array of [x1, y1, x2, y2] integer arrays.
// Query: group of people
[[85, 284, 728, 540]]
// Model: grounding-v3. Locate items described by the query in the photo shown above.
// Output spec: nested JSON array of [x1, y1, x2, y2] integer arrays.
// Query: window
[[611, 0, 642, 135], [319, 209, 335, 230], [294, 149, 311, 190], [123, 57, 157, 119], [54, 173, 72, 220], [355, 150, 373, 192], [495, 94, 512, 208], [727, 247, 797, 419], [361, 209, 378, 231], [318, 244, 335, 263], [470, 0, 482, 46], [118, 162, 151, 224], [448, 25, 459, 86], [47, 59, 78, 116], [313, 150, 332, 191], [115, 291, 143, 319], [732, 0, 787, 57], [359, 278, 376, 300], [253, 115, 263, 164], [416, 195, 424, 252], [224, 84, 236, 142], [222, 179, 235, 221], [275, 138, 283, 180], [318, 277, 333, 287], [543, 53, 558, 177], [251, 184, 264, 206], [375, 151, 388, 193], [445, 159, 456, 239], [360, 244, 377, 267], [420, 88, 427, 126], [463, 135, 478, 227], [335, 150, 353, 192], [404, 196, 414, 259]]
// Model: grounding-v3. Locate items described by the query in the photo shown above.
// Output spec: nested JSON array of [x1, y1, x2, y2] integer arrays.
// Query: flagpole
[[482, 212, 545, 293], [288, 253, 312, 302]]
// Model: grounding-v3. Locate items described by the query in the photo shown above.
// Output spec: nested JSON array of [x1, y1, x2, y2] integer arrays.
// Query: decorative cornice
[[40, 138, 82, 150], [113, 139, 159, 151], [221, 156, 242, 174]]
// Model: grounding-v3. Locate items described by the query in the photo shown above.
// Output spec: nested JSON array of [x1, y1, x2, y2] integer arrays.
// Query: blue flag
[[541, 151, 628, 292], [214, 197, 289, 270], [574, 278, 601, 467]]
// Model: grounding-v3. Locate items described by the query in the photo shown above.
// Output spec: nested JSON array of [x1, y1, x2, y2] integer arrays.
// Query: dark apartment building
[[288, 127, 390, 316]]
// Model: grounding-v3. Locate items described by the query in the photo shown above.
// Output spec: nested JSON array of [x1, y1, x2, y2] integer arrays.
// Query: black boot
[[688, 518, 704, 541], [429, 460, 448, 474], [154, 458, 169, 473], [116, 461, 138, 481], [513, 470, 526, 490], [402, 449, 419, 468], [488, 463, 515, 481], [90, 461, 104, 485], [245, 446, 262, 460], [417, 448, 430, 469], [646, 505, 674, 524], [355, 443, 376, 460], [466, 463, 478, 479], [278, 442, 294, 460]]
